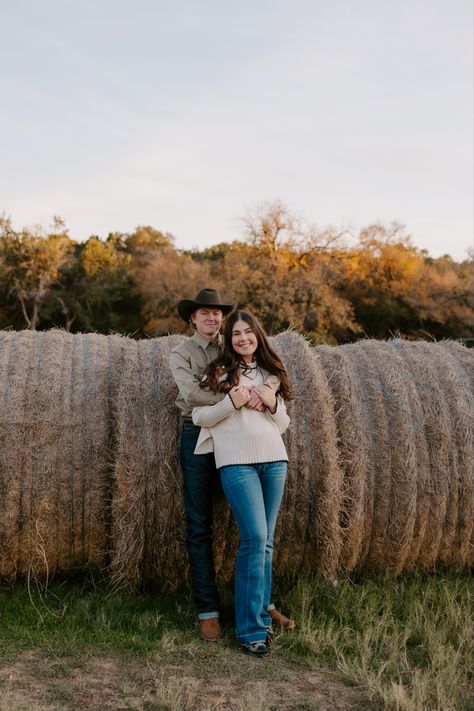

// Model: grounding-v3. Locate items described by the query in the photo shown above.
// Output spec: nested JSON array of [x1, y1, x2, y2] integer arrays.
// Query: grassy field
[[0, 571, 472, 711]]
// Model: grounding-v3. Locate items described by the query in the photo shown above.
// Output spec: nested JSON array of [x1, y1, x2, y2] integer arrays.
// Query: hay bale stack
[[0, 330, 125, 581], [0, 329, 473, 588]]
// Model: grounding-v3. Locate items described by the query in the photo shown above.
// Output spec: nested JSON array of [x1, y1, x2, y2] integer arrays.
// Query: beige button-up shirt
[[170, 331, 226, 416]]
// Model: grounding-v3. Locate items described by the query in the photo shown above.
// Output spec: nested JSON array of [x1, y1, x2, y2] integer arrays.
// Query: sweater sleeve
[[192, 394, 237, 427], [266, 397, 290, 434], [265, 374, 280, 391]]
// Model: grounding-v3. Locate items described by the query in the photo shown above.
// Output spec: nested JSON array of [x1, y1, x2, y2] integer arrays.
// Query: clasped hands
[[229, 383, 277, 413]]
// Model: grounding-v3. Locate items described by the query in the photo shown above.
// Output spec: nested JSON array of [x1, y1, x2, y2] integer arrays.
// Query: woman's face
[[231, 319, 258, 362]]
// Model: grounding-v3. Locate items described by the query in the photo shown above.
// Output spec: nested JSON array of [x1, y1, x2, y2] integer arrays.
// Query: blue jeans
[[219, 461, 287, 644], [180, 420, 220, 618]]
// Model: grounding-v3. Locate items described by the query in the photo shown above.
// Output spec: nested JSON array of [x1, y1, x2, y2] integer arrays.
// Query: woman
[[192, 310, 292, 655]]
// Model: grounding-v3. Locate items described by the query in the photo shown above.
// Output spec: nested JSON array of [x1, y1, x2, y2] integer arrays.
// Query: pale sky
[[1, 0, 473, 260]]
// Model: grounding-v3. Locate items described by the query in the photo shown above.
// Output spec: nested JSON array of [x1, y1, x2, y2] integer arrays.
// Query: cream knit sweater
[[192, 369, 290, 469]]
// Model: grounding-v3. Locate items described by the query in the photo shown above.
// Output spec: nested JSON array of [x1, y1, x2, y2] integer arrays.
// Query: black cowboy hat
[[177, 288, 235, 322]]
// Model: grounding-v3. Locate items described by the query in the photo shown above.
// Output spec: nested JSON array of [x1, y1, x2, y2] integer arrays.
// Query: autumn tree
[[403, 253, 473, 339], [138, 250, 211, 334], [119, 225, 193, 334], [200, 201, 359, 342], [125, 225, 175, 268], [343, 222, 474, 339]]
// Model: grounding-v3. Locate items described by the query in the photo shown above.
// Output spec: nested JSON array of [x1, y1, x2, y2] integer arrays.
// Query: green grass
[[0, 571, 472, 710], [276, 572, 473, 710], [0, 572, 195, 659]]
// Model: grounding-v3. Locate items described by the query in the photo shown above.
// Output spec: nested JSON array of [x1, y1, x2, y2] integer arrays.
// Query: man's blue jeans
[[219, 461, 288, 644], [180, 419, 220, 618]]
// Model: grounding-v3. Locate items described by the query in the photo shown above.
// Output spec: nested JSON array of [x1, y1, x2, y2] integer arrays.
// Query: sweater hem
[[218, 456, 288, 470]]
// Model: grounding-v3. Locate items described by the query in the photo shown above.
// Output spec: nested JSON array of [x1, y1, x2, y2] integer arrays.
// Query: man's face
[[190, 308, 223, 339]]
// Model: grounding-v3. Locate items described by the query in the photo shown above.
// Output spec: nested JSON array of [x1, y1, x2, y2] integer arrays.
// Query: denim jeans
[[219, 461, 287, 644], [180, 419, 220, 618]]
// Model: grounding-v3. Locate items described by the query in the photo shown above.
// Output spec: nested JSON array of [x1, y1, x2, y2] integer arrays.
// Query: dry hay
[[317, 338, 474, 574], [272, 332, 343, 580], [109, 335, 188, 589], [316, 344, 371, 572], [0, 330, 125, 581], [0, 329, 472, 589]]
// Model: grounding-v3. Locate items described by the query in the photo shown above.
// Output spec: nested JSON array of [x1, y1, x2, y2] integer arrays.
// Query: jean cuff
[[238, 633, 268, 644], [198, 611, 219, 621]]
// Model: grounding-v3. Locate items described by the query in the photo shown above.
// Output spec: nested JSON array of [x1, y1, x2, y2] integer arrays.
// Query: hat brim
[[177, 299, 235, 323]]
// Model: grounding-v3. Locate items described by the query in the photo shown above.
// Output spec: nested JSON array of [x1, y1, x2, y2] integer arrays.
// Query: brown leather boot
[[269, 608, 296, 630], [199, 617, 222, 642]]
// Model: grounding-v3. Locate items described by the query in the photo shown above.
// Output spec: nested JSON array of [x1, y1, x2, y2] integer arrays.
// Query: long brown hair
[[200, 310, 293, 399]]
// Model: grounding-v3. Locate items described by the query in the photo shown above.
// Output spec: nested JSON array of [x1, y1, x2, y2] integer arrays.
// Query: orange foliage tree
[[0, 206, 472, 343]]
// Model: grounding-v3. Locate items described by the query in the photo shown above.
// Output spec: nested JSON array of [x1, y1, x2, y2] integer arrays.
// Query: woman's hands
[[229, 385, 251, 409], [229, 383, 277, 412], [253, 383, 277, 413]]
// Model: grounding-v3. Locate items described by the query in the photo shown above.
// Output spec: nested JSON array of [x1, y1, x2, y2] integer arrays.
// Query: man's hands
[[229, 383, 277, 412]]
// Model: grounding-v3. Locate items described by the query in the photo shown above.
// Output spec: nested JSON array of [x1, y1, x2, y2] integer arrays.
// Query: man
[[170, 287, 295, 641]]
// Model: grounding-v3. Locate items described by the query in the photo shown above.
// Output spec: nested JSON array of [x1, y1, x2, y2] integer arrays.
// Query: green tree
[[0, 216, 72, 329], [46, 236, 140, 334]]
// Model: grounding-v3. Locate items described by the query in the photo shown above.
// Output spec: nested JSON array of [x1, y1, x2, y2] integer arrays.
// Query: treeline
[[0, 202, 472, 343]]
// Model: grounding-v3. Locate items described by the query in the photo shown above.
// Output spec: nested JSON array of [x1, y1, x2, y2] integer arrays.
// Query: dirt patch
[[0, 648, 363, 711]]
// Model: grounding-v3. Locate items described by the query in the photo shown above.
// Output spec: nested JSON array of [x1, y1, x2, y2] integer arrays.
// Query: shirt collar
[[192, 331, 222, 349]]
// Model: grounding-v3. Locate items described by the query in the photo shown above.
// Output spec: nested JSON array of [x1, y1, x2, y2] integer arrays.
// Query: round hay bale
[[0, 329, 125, 581], [316, 338, 474, 575]]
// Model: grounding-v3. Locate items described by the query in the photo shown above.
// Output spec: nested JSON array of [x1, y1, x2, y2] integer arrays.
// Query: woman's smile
[[231, 320, 258, 362]]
